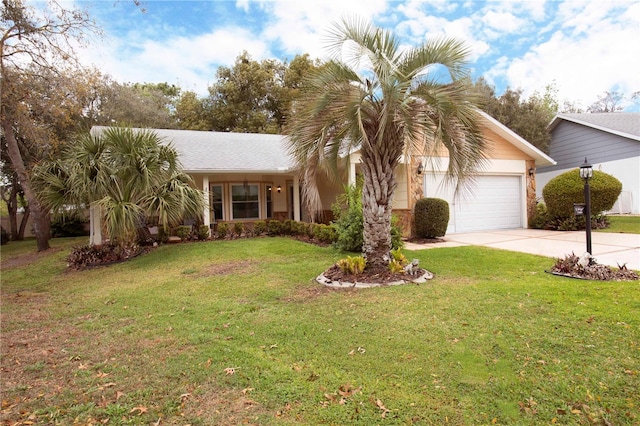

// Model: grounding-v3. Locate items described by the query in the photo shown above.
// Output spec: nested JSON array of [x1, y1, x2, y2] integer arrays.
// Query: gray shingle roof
[[549, 113, 640, 141], [92, 127, 295, 173]]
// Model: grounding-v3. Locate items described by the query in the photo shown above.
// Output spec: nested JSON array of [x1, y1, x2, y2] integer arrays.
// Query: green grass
[[1, 237, 639, 425], [598, 215, 640, 234]]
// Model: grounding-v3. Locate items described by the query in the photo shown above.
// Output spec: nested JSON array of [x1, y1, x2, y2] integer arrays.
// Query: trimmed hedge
[[543, 169, 622, 219], [414, 198, 449, 238]]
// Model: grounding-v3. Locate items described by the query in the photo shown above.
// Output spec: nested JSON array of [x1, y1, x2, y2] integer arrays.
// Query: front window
[[231, 184, 259, 219], [210, 184, 223, 222]]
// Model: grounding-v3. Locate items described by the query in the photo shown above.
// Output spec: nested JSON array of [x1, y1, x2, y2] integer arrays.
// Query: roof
[[548, 113, 640, 142], [478, 111, 556, 167], [91, 126, 296, 174]]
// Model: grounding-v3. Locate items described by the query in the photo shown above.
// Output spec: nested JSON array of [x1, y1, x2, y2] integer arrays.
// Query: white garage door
[[452, 175, 522, 233]]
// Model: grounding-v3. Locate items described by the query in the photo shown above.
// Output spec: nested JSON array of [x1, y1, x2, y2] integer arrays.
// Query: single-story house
[[536, 113, 640, 214], [92, 113, 554, 236]]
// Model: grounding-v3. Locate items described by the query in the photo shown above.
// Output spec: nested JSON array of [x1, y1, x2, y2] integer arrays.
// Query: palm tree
[[33, 127, 205, 246], [286, 18, 488, 270]]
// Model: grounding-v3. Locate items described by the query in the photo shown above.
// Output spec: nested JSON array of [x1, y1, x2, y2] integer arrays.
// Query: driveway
[[405, 228, 640, 271]]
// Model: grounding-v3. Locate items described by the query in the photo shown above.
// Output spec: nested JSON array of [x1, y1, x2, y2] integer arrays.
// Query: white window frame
[[210, 184, 224, 222], [230, 183, 261, 220]]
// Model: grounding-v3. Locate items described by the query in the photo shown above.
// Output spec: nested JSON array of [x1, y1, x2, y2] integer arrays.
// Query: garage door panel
[[448, 175, 523, 233]]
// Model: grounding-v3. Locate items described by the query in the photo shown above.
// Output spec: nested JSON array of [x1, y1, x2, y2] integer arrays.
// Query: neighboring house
[[92, 113, 554, 236], [536, 113, 640, 214]]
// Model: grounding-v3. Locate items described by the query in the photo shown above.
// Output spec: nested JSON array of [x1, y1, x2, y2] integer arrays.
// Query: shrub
[[267, 220, 283, 236], [529, 201, 550, 229], [414, 198, 449, 238], [282, 219, 294, 235], [51, 212, 89, 238], [332, 181, 364, 252], [390, 248, 408, 266], [157, 226, 170, 243], [233, 222, 244, 238], [312, 223, 337, 244], [253, 220, 267, 236], [175, 225, 192, 241], [336, 255, 366, 274], [543, 169, 622, 219], [388, 259, 405, 273], [197, 225, 210, 240], [391, 215, 405, 250], [216, 222, 229, 239]]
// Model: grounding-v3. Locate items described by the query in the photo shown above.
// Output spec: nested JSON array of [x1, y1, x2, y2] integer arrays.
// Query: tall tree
[[89, 79, 179, 129], [287, 18, 487, 270], [474, 78, 556, 153], [1, 0, 98, 251], [33, 127, 205, 246], [587, 91, 624, 113], [175, 90, 210, 130]]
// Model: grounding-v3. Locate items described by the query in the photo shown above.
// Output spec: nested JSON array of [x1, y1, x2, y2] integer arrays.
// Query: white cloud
[[258, 0, 389, 60], [495, 3, 640, 108], [80, 27, 270, 94], [482, 11, 526, 33]]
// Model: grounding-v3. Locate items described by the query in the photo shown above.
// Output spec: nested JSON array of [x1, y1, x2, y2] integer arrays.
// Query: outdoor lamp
[[579, 158, 593, 180], [528, 167, 535, 177], [580, 157, 593, 255], [277, 185, 282, 193], [416, 163, 424, 175]]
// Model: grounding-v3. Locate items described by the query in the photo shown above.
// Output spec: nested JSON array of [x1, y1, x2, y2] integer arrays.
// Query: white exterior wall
[[536, 156, 640, 214]]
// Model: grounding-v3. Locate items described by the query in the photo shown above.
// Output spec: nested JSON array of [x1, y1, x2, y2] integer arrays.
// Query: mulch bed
[[322, 264, 428, 285], [549, 253, 638, 281]]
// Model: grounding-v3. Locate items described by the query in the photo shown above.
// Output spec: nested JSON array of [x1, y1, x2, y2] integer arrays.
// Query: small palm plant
[[33, 127, 205, 247]]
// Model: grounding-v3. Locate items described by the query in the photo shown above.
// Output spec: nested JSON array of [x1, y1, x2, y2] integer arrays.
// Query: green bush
[[332, 180, 404, 252], [197, 225, 210, 240], [282, 219, 294, 235], [216, 222, 229, 239], [414, 198, 449, 238], [51, 212, 89, 238], [267, 220, 283, 236], [336, 255, 366, 274], [312, 223, 337, 244], [175, 225, 192, 241], [543, 169, 622, 219], [253, 220, 267, 236], [529, 201, 550, 229], [233, 222, 244, 238], [158, 226, 170, 243]]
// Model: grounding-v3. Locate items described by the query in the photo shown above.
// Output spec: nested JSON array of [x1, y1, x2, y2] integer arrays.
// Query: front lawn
[[1, 238, 638, 425], [598, 215, 640, 234]]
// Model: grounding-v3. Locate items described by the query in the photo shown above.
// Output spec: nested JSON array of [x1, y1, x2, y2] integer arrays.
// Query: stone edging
[[316, 270, 434, 288]]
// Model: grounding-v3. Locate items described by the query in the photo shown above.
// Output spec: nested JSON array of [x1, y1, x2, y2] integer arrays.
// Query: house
[[536, 113, 640, 214], [92, 113, 554, 236]]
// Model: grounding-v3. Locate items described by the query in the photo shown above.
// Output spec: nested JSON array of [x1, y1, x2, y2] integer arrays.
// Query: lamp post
[[579, 158, 593, 254]]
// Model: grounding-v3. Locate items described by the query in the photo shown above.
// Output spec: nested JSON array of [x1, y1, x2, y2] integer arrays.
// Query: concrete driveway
[[405, 229, 640, 270]]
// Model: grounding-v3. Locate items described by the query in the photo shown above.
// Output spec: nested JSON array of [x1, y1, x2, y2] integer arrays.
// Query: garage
[[424, 174, 524, 233]]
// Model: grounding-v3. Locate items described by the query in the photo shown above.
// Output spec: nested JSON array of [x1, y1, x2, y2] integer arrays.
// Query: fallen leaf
[[130, 406, 148, 415], [180, 393, 191, 402], [241, 388, 254, 395], [224, 367, 238, 375], [375, 398, 390, 418], [96, 371, 109, 378], [115, 391, 125, 401]]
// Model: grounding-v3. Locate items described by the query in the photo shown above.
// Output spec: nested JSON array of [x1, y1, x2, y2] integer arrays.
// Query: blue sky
[[68, 0, 639, 110]]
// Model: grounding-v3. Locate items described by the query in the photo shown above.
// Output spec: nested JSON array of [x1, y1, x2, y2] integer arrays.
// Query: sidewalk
[[405, 229, 640, 270]]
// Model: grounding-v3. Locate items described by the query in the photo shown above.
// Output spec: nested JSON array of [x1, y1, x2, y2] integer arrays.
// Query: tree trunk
[[17, 205, 30, 240], [1, 117, 50, 251], [359, 145, 399, 269], [1, 184, 19, 240]]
